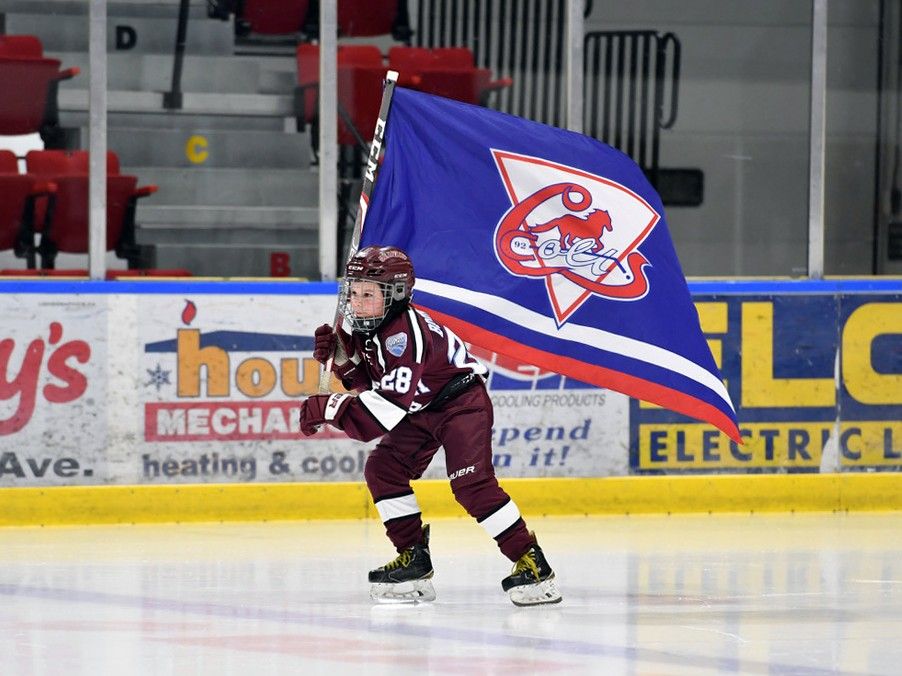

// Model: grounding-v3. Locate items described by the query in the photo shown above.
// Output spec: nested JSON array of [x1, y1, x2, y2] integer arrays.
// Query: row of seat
[[0, 150, 157, 270], [0, 268, 192, 278], [0, 34, 79, 144], [215, 0, 412, 42], [296, 44, 512, 148], [3, 30, 507, 152]]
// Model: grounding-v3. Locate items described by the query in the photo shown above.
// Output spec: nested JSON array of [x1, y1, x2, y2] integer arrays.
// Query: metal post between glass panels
[[88, 0, 107, 280], [319, 1, 339, 281], [566, 0, 585, 133], [808, 0, 828, 279]]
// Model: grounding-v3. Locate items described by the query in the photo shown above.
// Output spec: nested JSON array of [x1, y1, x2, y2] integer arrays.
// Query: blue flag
[[362, 87, 740, 441]]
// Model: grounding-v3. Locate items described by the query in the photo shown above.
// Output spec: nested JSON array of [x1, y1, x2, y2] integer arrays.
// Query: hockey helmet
[[342, 246, 415, 332]]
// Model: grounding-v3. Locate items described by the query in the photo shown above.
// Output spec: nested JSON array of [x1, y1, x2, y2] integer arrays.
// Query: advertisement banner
[[630, 294, 902, 473], [2, 284, 899, 485], [0, 294, 107, 485], [135, 294, 627, 484]]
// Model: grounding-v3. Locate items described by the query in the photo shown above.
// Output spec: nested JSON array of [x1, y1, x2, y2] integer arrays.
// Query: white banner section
[[0, 291, 627, 485]]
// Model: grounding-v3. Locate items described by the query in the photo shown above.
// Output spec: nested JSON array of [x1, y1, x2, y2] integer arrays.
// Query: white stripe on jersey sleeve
[[358, 389, 407, 430], [478, 500, 521, 538], [375, 493, 421, 522], [370, 334, 387, 371], [445, 325, 489, 376], [407, 307, 424, 364]]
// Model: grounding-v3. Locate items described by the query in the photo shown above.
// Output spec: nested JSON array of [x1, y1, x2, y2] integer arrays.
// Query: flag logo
[[492, 150, 660, 325]]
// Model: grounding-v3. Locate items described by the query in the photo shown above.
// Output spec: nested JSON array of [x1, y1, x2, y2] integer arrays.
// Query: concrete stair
[[0, 0, 328, 277], [133, 167, 316, 207], [2, 4, 233, 55], [107, 127, 309, 168]]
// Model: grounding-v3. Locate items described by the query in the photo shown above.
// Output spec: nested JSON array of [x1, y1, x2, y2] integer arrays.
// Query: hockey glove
[[299, 393, 351, 436], [313, 324, 336, 364], [313, 324, 350, 367]]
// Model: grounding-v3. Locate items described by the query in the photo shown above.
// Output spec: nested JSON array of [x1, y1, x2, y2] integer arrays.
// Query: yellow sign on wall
[[632, 293, 902, 472]]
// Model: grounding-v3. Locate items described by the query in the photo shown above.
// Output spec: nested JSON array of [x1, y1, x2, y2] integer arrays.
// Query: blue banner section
[[362, 87, 739, 439]]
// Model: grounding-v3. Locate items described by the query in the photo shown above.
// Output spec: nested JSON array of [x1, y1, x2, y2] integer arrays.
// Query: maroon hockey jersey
[[328, 304, 488, 442]]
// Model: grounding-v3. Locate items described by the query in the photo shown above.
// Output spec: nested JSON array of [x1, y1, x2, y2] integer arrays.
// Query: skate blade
[[508, 575, 562, 607], [370, 579, 436, 604]]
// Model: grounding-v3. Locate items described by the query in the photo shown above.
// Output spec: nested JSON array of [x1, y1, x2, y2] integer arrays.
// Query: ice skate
[[501, 542, 562, 607], [369, 524, 436, 603]]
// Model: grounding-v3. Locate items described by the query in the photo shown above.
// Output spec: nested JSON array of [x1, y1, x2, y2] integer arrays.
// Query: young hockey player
[[299, 245, 561, 606]]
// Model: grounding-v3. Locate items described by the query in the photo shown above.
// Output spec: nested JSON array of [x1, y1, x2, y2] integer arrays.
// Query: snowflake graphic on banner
[[144, 364, 171, 391]]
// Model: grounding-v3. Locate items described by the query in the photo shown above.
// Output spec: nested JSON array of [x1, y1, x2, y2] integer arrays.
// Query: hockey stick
[[318, 70, 400, 393]]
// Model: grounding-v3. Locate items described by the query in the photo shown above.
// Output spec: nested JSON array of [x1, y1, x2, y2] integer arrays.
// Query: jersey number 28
[[380, 366, 413, 394]]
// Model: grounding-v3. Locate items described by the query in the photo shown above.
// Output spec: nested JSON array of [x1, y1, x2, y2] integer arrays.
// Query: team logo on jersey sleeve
[[492, 150, 660, 325], [385, 332, 408, 357]]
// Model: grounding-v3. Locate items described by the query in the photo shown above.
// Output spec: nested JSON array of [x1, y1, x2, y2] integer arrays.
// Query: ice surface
[[2, 512, 900, 674]]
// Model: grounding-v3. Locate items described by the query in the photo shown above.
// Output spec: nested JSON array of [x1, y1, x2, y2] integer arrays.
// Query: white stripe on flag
[[416, 278, 734, 412], [375, 493, 420, 522], [358, 390, 407, 430], [478, 500, 521, 538]]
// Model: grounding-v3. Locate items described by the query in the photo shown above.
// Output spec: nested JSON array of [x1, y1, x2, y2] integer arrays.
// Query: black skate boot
[[501, 541, 562, 607], [369, 524, 436, 603]]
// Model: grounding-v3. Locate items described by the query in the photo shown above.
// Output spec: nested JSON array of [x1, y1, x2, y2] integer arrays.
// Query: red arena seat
[[40, 175, 137, 253], [277, 0, 411, 41], [337, 63, 387, 146], [295, 44, 387, 148], [24, 149, 120, 236], [0, 149, 56, 269], [387, 46, 433, 72], [389, 46, 473, 71], [295, 43, 320, 132], [336, 44, 384, 66], [70, 150, 121, 175], [387, 46, 512, 105], [415, 68, 482, 105], [0, 35, 80, 145], [0, 149, 19, 174], [24, 150, 157, 269], [429, 47, 476, 68], [0, 34, 43, 58], [338, 0, 412, 42], [238, 0, 310, 35], [22, 149, 72, 176]]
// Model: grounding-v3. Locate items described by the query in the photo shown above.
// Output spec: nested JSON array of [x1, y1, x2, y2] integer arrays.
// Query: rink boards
[[0, 278, 900, 524]]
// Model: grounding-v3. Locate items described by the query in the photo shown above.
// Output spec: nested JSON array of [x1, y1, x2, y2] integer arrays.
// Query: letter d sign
[[115, 25, 137, 50]]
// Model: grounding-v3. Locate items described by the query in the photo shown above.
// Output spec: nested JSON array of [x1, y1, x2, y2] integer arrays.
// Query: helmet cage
[[341, 276, 410, 332], [341, 246, 414, 332]]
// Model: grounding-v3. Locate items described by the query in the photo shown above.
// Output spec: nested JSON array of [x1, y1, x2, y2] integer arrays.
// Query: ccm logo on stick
[[449, 465, 475, 481]]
